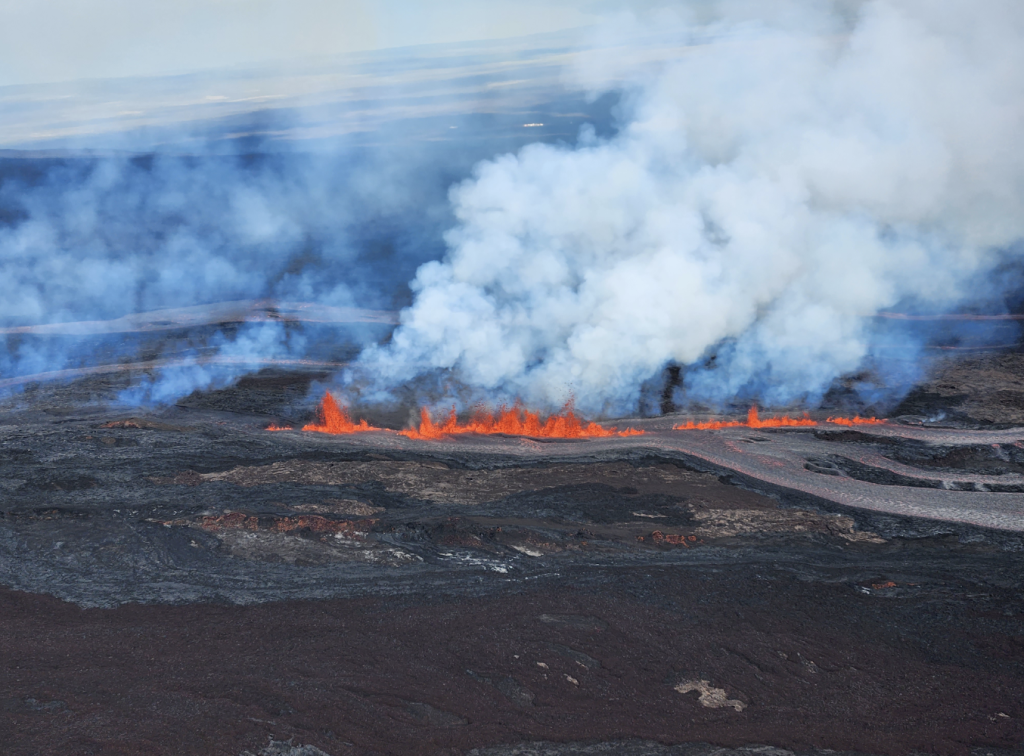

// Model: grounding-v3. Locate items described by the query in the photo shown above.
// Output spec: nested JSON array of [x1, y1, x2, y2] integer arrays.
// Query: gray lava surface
[[1, 370, 1023, 756]]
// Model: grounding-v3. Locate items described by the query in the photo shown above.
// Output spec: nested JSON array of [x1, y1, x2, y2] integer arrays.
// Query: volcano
[[4, 3, 1024, 751]]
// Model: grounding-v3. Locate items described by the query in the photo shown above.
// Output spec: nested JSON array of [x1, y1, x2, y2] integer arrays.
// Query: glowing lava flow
[[399, 402, 644, 440], [673, 407, 885, 430], [673, 407, 815, 430], [825, 415, 886, 426], [303, 393, 379, 433], [271, 397, 884, 437], [268, 393, 379, 434], [268, 394, 642, 439]]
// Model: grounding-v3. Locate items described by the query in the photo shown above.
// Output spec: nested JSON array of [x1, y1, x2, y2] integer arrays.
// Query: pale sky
[[0, 0, 629, 87]]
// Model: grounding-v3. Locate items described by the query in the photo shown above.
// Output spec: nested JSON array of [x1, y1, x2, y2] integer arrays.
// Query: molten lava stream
[[399, 402, 644, 440], [268, 393, 379, 434], [825, 415, 886, 426], [266, 394, 642, 439], [673, 407, 814, 430], [673, 407, 885, 430]]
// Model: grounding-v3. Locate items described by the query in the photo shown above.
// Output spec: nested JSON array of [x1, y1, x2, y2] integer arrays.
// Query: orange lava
[[674, 406, 816, 430], [299, 393, 379, 434], [276, 397, 885, 438], [674, 407, 886, 430], [268, 393, 642, 440], [399, 402, 644, 440], [825, 415, 886, 426]]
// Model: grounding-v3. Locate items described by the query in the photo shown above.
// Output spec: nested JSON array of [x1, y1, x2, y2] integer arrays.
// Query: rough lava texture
[[1, 367, 1023, 755]]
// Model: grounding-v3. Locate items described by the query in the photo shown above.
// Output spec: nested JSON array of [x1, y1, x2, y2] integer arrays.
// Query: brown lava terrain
[[2, 356, 1024, 756]]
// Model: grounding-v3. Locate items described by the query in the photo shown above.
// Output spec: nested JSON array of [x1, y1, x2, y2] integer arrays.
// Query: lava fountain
[[270, 393, 643, 439], [399, 402, 644, 440], [273, 395, 882, 439], [268, 393, 379, 434], [824, 414, 887, 427], [673, 407, 884, 430]]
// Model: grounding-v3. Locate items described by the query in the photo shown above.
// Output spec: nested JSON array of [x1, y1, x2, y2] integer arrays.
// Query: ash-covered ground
[[1, 356, 1023, 756]]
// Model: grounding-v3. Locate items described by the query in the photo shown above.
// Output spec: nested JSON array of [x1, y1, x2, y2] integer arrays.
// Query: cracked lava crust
[[1, 366, 1023, 756]]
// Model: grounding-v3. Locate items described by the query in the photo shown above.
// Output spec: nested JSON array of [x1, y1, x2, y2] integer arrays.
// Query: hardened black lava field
[[1, 357, 1023, 756]]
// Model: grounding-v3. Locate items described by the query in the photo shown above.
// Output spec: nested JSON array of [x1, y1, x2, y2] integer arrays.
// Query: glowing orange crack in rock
[[673, 407, 885, 430]]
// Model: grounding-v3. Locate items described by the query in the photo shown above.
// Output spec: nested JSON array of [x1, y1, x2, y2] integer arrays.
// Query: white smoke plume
[[0, 37, 624, 405], [355, 0, 1024, 415]]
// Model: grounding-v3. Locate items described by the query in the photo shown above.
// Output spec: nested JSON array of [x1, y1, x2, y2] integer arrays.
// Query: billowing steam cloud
[[0, 38, 619, 404], [356, 0, 1024, 415]]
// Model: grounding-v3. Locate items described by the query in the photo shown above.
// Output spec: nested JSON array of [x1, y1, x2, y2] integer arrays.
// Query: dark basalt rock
[[1, 368, 1023, 755]]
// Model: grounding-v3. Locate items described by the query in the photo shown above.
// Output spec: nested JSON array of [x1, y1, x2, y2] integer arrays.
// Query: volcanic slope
[[0, 369, 1022, 756]]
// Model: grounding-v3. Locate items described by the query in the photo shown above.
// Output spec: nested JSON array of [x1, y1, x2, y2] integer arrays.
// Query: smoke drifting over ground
[[356, 0, 1024, 415], [0, 147, 450, 400], [0, 37, 621, 403], [4, 2, 1024, 416]]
